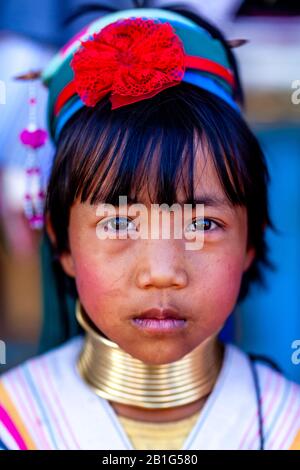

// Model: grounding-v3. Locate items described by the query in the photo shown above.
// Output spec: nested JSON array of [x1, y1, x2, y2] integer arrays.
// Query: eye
[[97, 216, 138, 234], [186, 218, 220, 233]]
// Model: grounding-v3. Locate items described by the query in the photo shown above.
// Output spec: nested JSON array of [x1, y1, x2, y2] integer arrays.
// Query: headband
[[41, 7, 241, 143]]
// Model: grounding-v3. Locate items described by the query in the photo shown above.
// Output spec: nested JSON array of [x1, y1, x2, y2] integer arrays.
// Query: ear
[[59, 252, 76, 278], [45, 213, 76, 278], [243, 246, 256, 272]]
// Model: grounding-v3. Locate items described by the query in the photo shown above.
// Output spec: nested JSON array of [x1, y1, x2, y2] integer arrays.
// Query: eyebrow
[[122, 194, 232, 209], [182, 195, 232, 208], [91, 194, 235, 220]]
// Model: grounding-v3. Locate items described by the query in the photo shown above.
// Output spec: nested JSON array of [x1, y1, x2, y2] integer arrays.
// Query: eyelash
[[96, 216, 223, 234], [187, 218, 221, 232]]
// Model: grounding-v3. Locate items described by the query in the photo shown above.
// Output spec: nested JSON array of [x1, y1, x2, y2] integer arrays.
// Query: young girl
[[1, 5, 300, 450]]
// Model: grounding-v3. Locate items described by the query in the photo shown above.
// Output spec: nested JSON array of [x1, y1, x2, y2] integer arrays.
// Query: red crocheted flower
[[70, 17, 186, 109]]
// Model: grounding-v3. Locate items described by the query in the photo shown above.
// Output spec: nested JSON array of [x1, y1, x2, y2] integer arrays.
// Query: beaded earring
[[15, 70, 48, 229]]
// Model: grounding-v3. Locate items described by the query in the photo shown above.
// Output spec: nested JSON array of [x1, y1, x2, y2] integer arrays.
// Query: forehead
[[185, 145, 224, 199], [131, 139, 229, 206]]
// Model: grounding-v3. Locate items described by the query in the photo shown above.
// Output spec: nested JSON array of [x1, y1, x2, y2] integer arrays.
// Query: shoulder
[[0, 336, 83, 450], [254, 356, 300, 450], [228, 344, 300, 450], [1, 335, 83, 392]]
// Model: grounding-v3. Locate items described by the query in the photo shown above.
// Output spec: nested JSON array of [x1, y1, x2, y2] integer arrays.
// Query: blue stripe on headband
[[55, 99, 85, 142], [183, 71, 241, 113]]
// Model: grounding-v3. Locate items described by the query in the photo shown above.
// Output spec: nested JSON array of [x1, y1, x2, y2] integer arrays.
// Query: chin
[[128, 346, 187, 366]]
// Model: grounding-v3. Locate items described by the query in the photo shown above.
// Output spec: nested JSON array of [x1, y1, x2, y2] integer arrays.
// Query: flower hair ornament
[[16, 6, 248, 229]]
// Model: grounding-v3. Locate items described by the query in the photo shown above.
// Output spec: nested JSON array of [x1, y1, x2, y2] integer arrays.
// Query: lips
[[134, 308, 185, 321]]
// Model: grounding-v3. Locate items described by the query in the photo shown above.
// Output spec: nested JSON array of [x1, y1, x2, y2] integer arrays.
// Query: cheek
[[212, 255, 244, 301], [74, 262, 107, 313], [193, 252, 245, 328], [70, 246, 119, 320]]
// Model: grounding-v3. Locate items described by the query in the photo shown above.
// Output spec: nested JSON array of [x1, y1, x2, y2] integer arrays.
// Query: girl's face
[[57, 151, 255, 365]]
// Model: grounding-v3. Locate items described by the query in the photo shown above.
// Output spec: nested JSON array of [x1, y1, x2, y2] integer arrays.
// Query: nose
[[135, 239, 188, 290]]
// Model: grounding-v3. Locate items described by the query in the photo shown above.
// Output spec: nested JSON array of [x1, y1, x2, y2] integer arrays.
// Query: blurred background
[[0, 0, 299, 381]]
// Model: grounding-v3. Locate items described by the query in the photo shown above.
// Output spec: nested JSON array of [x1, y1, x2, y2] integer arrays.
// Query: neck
[[76, 302, 224, 422]]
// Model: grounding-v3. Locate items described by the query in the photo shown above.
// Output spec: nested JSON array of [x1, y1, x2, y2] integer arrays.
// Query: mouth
[[131, 307, 187, 334]]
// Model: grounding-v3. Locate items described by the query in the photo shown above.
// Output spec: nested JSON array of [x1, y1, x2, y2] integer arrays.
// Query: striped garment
[[0, 336, 300, 450]]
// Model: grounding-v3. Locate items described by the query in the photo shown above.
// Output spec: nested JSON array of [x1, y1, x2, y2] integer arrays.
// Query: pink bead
[[29, 215, 44, 229], [20, 128, 48, 149]]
